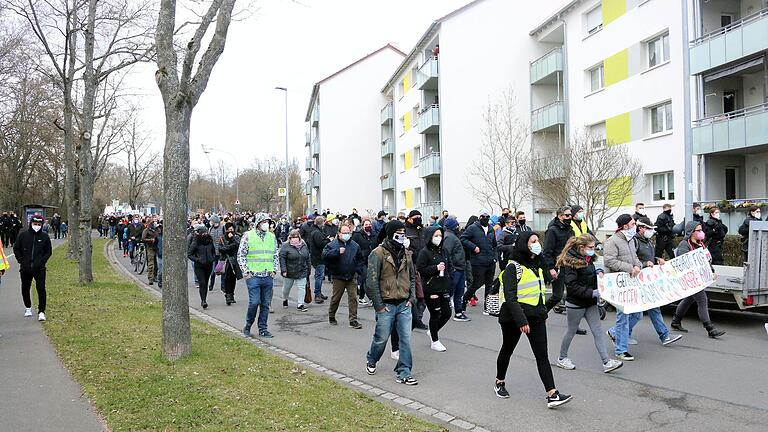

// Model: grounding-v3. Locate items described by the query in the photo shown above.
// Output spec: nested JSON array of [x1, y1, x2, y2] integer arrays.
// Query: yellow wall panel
[[404, 150, 412, 170], [604, 49, 629, 86], [608, 176, 633, 207], [405, 189, 413, 208], [606, 112, 631, 145], [403, 72, 411, 95], [602, 0, 627, 26], [404, 111, 411, 132]]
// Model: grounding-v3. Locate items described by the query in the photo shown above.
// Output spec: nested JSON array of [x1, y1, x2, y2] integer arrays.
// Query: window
[[721, 14, 734, 28], [651, 172, 675, 201], [589, 122, 606, 149], [589, 64, 604, 92], [413, 146, 421, 166], [649, 101, 673, 134], [399, 153, 406, 172], [411, 67, 418, 88], [586, 5, 602, 35], [414, 187, 422, 206], [647, 32, 670, 68], [398, 115, 405, 135], [398, 80, 405, 98]]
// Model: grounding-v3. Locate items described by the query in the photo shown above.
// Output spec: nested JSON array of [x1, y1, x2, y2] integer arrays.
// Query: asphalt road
[[116, 246, 768, 432]]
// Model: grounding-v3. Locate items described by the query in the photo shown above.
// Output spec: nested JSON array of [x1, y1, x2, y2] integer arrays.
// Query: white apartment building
[[304, 44, 406, 214]]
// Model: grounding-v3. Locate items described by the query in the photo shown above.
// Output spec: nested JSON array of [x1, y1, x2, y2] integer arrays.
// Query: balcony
[[690, 7, 768, 75], [418, 152, 441, 178], [305, 131, 311, 146], [418, 201, 442, 218], [417, 56, 439, 90], [311, 173, 320, 188], [692, 102, 768, 155], [310, 105, 320, 126], [531, 101, 565, 133], [418, 105, 439, 134], [381, 174, 395, 190], [530, 47, 563, 85], [381, 138, 395, 157], [531, 154, 570, 180], [304, 181, 312, 196], [380, 102, 393, 124], [382, 206, 395, 215], [311, 138, 320, 156], [304, 157, 312, 171]]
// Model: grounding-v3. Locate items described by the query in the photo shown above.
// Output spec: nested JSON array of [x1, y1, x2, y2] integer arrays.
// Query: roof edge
[[529, 0, 583, 36]]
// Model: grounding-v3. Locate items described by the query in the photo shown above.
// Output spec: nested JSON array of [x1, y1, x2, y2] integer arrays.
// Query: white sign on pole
[[278, 188, 287, 197]]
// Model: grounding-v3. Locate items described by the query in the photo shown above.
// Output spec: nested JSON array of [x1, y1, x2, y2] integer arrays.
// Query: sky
[[125, 0, 473, 174]]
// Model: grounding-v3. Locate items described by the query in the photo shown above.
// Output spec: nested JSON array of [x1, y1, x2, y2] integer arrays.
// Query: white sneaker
[[603, 359, 623, 373], [38, 312, 46, 322], [430, 340, 447, 352], [556, 357, 576, 370], [390, 350, 400, 360], [24, 308, 33, 317], [764, 323, 768, 336], [628, 338, 638, 345]]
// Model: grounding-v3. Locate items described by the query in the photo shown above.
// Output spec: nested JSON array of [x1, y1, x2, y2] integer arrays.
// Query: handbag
[[214, 260, 226, 275], [486, 293, 501, 316]]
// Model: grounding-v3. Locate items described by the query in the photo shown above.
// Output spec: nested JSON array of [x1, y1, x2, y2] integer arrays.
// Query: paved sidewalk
[[0, 238, 104, 432]]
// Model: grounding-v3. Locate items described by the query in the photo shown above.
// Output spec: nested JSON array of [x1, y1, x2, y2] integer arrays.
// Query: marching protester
[[460, 209, 498, 316], [219, 222, 242, 305], [703, 207, 727, 265], [693, 203, 705, 223], [365, 220, 419, 385], [127, 215, 144, 261], [351, 219, 376, 306], [372, 211, 388, 238], [279, 229, 311, 311], [322, 223, 364, 329], [14, 214, 52, 321], [494, 231, 572, 408], [208, 215, 225, 292], [155, 222, 164, 289], [542, 206, 574, 314], [416, 226, 453, 351], [51, 213, 62, 239], [442, 217, 468, 322], [632, 203, 646, 221], [555, 234, 623, 373], [187, 224, 216, 309], [405, 210, 428, 331], [654, 204, 676, 260], [308, 215, 331, 303], [498, 211, 531, 271], [238, 213, 279, 339], [739, 206, 761, 263], [670, 221, 725, 338], [141, 217, 160, 285], [569, 205, 591, 237]]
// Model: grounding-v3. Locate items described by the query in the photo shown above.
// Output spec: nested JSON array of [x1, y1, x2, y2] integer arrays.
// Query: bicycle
[[134, 243, 147, 275]]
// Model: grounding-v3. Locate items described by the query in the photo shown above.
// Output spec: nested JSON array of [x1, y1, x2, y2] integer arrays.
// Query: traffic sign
[[234, 199, 241, 206], [278, 188, 287, 197]]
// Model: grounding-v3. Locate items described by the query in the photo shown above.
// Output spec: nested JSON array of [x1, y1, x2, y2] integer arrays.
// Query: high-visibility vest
[[498, 264, 545, 306], [0, 239, 9, 271], [571, 219, 588, 237], [245, 230, 276, 273]]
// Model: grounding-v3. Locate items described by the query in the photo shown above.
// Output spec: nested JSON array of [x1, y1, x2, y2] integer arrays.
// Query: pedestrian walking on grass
[[13, 214, 52, 322], [188, 224, 216, 310], [322, 223, 364, 329], [238, 213, 279, 339], [279, 229, 311, 312]]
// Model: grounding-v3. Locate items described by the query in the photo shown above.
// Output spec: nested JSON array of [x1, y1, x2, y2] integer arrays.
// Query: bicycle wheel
[[133, 252, 140, 272], [137, 251, 146, 275]]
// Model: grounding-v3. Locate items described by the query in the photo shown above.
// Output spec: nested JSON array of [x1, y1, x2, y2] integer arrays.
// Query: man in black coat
[[0, 211, 10, 246], [460, 209, 498, 316], [13, 214, 53, 321], [351, 219, 376, 305], [703, 207, 728, 265], [653, 203, 676, 260], [542, 206, 574, 313], [308, 216, 331, 303], [322, 223, 364, 329]]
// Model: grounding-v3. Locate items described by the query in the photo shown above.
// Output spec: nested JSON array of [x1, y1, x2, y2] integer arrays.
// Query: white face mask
[[637, 208, 646, 216], [754, 212, 762, 219], [643, 229, 655, 239], [259, 222, 269, 231], [32, 225, 42, 232], [403, 238, 411, 249], [431, 236, 442, 246]]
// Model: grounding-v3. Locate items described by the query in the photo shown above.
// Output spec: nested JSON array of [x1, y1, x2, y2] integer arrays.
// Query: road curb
[[104, 239, 492, 432]]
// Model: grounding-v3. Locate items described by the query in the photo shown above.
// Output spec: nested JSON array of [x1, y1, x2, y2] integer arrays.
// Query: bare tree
[[155, 0, 237, 360], [528, 130, 644, 232], [466, 89, 530, 213], [124, 120, 160, 207]]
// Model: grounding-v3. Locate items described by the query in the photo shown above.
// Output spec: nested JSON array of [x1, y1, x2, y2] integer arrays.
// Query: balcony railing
[[530, 47, 563, 84], [381, 206, 395, 215], [531, 101, 565, 132], [305, 131, 311, 146], [381, 138, 395, 157], [304, 181, 312, 195], [380, 102, 393, 124], [417, 104, 439, 134], [381, 175, 395, 190], [692, 102, 768, 155], [690, 7, 768, 74], [531, 153, 570, 180], [418, 201, 442, 218], [305, 157, 312, 171], [311, 105, 320, 126], [311, 173, 320, 188], [311, 138, 320, 156], [418, 152, 441, 178], [417, 56, 439, 90]]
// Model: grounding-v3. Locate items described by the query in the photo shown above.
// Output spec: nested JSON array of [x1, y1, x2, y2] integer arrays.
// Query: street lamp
[[201, 144, 240, 209], [275, 86, 290, 218]]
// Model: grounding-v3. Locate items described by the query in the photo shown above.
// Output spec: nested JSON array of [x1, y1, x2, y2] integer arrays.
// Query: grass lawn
[[43, 239, 443, 431]]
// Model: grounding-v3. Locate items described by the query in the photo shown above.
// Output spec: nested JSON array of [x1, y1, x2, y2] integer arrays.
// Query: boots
[[670, 315, 688, 333], [704, 321, 725, 338], [225, 293, 234, 306]]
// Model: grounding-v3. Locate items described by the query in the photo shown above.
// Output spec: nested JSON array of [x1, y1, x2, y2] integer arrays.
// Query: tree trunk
[[162, 104, 192, 360], [64, 90, 79, 260]]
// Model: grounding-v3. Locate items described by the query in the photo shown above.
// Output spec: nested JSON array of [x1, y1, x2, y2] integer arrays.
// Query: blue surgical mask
[[530, 241, 542, 255], [341, 233, 351, 242], [585, 249, 596, 257]]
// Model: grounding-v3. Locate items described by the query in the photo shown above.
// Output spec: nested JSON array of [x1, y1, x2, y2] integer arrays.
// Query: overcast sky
[[125, 0, 473, 174]]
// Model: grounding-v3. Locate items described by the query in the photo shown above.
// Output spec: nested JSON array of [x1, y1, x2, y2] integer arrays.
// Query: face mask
[[332, 220, 339, 226], [32, 225, 42, 232], [643, 229, 655, 239], [133, 219, 139, 224], [694, 231, 705, 241], [479, 217, 489, 227], [518, 219, 526, 225], [431, 236, 442, 246], [664, 209, 672, 215], [585, 249, 596, 257], [530, 241, 542, 255], [353, 219, 360, 226], [754, 212, 762, 219], [393, 233, 406, 244], [574, 212, 584, 221], [638, 209, 646, 216], [403, 238, 411, 249], [713, 212, 720, 219], [340, 233, 352, 242], [411, 218, 422, 227], [227, 232, 234, 238], [696, 209, 703, 216], [622, 226, 637, 239], [290, 238, 301, 246], [364, 226, 372, 233], [259, 222, 269, 231]]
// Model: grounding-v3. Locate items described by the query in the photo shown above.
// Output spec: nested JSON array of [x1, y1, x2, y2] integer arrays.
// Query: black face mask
[[664, 209, 672, 215], [518, 219, 526, 225], [479, 217, 489, 227]]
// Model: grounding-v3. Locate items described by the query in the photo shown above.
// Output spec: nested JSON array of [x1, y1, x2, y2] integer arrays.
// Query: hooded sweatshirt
[[498, 231, 549, 327], [237, 213, 279, 277], [416, 226, 452, 295]]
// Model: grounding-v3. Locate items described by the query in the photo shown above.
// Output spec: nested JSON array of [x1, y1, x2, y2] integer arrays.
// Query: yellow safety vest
[[498, 264, 546, 306], [246, 231, 276, 273], [0, 239, 9, 271], [571, 219, 588, 237]]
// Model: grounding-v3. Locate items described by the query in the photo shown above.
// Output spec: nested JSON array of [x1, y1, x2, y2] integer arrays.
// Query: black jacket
[[460, 221, 497, 267], [219, 232, 243, 280], [703, 217, 728, 246], [542, 217, 573, 271], [351, 229, 376, 261], [442, 229, 465, 271], [739, 215, 759, 253], [416, 227, 452, 295], [13, 227, 52, 273], [308, 225, 330, 266], [560, 248, 599, 308], [405, 224, 426, 255], [279, 241, 311, 279], [498, 231, 548, 326], [322, 238, 362, 280], [654, 211, 676, 238], [187, 233, 217, 266], [635, 236, 658, 266]]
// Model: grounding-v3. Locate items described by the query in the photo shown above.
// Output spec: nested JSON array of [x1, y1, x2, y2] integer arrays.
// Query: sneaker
[[349, 320, 363, 329], [201, 301, 208, 309], [148, 281, 153, 286], [430, 340, 447, 352], [38, 312, 46, 322], [366, 362, 376, 375], [764, 323, 768, 336], [494, 382, 510, 399], [358, 298, 371, 307], [546, 391, 573, 409], [413, 322, 428, 331], [628, 338, 638, 345], [390, 350, 400, 361], [606, 330, 616, 344], [314, 297, 324, 304], [329, 317, 338, 326], [259, 331, 274, 339], [282, 300, 289, 308], [395, 376, 418, 385], [297, 304, 308, 312], [319, 293, 329, 300], [24, 308, 33, 317], [242, 327, 252, 338], [482, 310, 490, 316], [453, 312, 471, 322], [616, 352, 635, 361], [603, 359, 623, 373], [576, 328, 587, 335], [556, 357, 576, 370], [662, 334, 683, 346]]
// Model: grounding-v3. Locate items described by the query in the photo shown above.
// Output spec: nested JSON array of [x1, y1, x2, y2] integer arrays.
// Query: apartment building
[[304, 45, 406, 213], [690, 0, 768, 232]]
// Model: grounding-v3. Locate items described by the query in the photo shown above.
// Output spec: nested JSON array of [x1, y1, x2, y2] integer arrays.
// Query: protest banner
[[598, 247, 715, 313]]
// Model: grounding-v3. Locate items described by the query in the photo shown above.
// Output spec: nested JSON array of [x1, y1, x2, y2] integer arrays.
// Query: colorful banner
[[598, 248, 715, 313]]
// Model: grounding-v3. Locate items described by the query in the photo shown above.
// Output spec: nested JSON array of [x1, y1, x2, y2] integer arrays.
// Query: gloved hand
[[592, 290, 600, 299]]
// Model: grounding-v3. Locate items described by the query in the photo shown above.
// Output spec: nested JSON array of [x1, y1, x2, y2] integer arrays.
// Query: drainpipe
[[682, 0, 694, 221], [560, 17, 570, 151]]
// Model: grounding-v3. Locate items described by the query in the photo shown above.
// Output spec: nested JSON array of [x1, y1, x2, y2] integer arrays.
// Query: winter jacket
[[498, 260, 548, 327], [634, 236, 658, 267], [275, 222, 291, 244], [372, 218, 386, 238], [218, 232, 243, 280], [560, 248, 599, 308], [322, 238, 362, 280], [497, 225, 530, 265], [704, 217, 728, 247], [739, 215, 760, 253], [676, 221, 715, 272], [141, 225, 160, 250], [416, 227, 452, 295], [603, 231, 642, 273], [187, 233, 217, 266], [460, 221, 497, 267], [13, 226, 52, 273], [308, 225, 330, 266], [442, 229, 465, 271], [366, 241, 416, 311], [209, 224, 225, 255], [405, 225, 426, 255], [351, 229, 376, 261], [128, 222, 144, 240], [654, 211, 676, 239], [279, 240, 311, 279], [542, 217, 573, 271]]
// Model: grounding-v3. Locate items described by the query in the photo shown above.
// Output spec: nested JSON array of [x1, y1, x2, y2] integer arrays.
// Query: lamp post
[[275, 87, 290, 218], [201, 144, 240, 209]]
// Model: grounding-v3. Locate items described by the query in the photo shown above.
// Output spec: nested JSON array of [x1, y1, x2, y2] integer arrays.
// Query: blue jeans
[[609, 311, 642, 355], [313, 264, 325, 296], [635, 307, 669, 342], [450, 270, 466, 312], [245, 276, 273, 333], [366, 301, 413, 379]]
